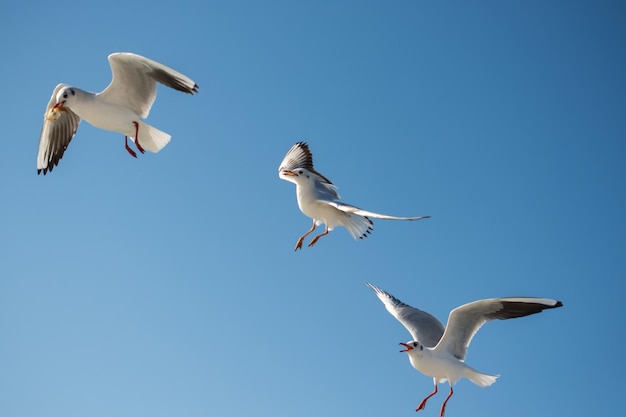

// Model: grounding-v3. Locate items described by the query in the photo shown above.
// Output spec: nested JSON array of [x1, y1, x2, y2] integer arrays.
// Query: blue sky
[[1, 1, 625, 416]]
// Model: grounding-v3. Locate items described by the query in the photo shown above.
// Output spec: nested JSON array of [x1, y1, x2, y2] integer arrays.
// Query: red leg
[[439, 385, 454, 417], [308, 225, 329, 247], [416, 380, 438, 412], [295, 221, 316, 251], [133, 121, 145, 154], [125, 136, 137, 158]]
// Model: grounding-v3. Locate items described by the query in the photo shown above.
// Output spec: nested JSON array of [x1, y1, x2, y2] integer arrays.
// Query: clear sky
[[1, 1, 624, 416]]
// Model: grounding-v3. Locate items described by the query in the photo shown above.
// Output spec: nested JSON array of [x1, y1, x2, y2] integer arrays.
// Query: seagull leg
[[295, 221, 316, 251], [133, 121, 145, 154], [439, 384, 453, 417], [308, 225, 329, 247], [416, 379, 438, 412], [125, 136, 138, 158]]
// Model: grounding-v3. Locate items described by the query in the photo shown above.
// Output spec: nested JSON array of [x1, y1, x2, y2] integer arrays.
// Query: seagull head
[[399, 341, 424, 353], [53, 87, 77, 109], [278, 167, 312, 185]]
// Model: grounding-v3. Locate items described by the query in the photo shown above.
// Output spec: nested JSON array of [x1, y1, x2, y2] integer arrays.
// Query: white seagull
[[366, 283, 562, 416], [37, 52, 199, 175], [278, 142, 430, 250]]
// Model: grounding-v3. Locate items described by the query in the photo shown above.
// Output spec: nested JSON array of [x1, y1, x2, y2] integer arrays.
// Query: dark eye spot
[[70, 89, 75, 96], [420, 345, 423, 351], [298, 170, 303, 174], [413, 342, 418, 347], [63, 93, 67, 99]]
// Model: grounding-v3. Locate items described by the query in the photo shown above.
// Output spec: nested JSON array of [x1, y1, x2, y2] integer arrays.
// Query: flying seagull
[[37, 52, 199, 175], [366, 283, 562, 416], [278, 142, 430, 250]]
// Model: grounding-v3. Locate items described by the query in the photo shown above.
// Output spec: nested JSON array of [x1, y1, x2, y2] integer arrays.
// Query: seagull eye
[[62, 93, 67, 99], [298, 170, 303, 174], [413, 342, 419, 347]]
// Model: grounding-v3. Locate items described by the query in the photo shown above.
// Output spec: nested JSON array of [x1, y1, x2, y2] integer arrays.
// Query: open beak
[[52, 101, 65, 109], [399, 342, 414, 353], [281, 169, 297, 177]]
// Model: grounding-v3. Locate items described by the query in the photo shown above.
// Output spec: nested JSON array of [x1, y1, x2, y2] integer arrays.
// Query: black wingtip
[[294, 141, 310, 152], [38, 165, 53, 175]]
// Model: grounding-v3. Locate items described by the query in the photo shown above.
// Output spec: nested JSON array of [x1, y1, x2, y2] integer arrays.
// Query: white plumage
[[37, 52, 199, 175], [366, 283, 563, 416], [278, 142, 430, 250]]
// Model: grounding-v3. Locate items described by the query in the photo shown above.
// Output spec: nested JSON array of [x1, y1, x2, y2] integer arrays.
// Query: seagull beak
[[52, 101, 65, 109], [281, 169, 297, 177], [399, 342, 413, 353]]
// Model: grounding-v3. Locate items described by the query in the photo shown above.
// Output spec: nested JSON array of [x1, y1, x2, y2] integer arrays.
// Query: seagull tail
[[465, 368, 500, 387], [343, 214, 374, 240], [134, 121, 172, 153]]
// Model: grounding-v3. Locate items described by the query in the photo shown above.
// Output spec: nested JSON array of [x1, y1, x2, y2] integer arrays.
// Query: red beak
[[399, 342, 413, 353], [281, 170, 297, 176], [52, 101, 65, 109]]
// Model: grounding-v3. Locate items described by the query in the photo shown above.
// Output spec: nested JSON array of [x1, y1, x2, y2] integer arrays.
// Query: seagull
[[37, 52, 199, 175], [278, 142, 430, 250], [366, 283, 562, 416]]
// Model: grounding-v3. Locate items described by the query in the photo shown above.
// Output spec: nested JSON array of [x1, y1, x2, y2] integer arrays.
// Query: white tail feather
[[466, 369, 500, 387], [133, 121, 171, 153], [343, 214, 373, 240]]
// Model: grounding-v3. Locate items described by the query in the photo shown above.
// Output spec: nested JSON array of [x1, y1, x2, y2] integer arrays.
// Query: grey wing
[[366, 283, 445, 347], [328, 202, 430, 221], [37, 84, 81, 175], [435, 297, 563, 361], [99, 53, 198, 118], [313, 177, 341, 201]]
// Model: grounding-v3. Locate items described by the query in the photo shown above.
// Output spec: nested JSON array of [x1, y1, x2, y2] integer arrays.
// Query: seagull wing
[[278, 141, 336, 185], [312, 178, 341, 201], [278, 141, 315, 172], [435, 297, 563, 361], [328, 202, 430, 221], [367, 283, 445, 348], [37, 83, 81, 175], [99, 52, 198, 118]]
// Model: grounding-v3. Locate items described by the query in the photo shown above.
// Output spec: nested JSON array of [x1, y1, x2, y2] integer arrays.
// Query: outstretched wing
[[99, 52, 198, 118], [366, 283, 445, 348], [328, 202, 430, 221], [37, 83, 81, 175], [435, 297, 563, 360]]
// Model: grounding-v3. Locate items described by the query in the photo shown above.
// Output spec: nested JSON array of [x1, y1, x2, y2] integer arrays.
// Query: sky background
[[1, 1, 625, 416]]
